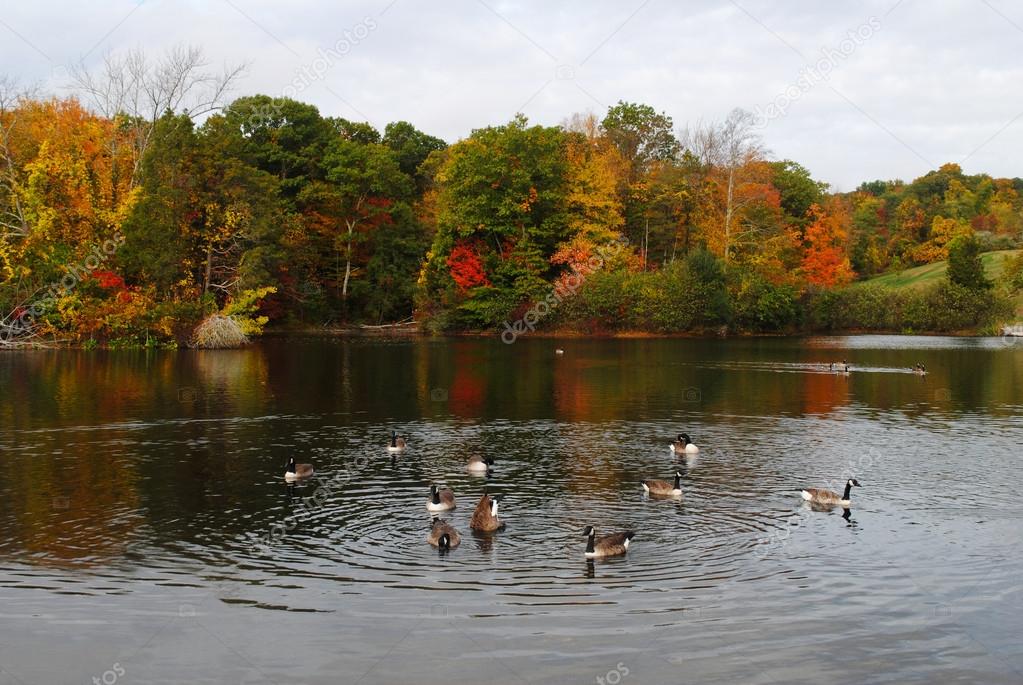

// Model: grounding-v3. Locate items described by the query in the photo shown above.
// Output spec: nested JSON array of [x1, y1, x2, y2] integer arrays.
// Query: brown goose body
[[284, 458, 314, 480], [427, 520, 461, 549], [583, 526, 635, 558], [670, 432, 699, 455], [426, 485, 456, 512], [801, 479, 860, 507], [388, 432, 407, 452], [641, 471, 683, 498], [467, 455, 494, 472], [469, 493, 505, 532]]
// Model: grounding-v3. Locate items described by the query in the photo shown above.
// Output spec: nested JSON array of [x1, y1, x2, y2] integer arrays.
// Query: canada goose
[[555, 348, 565, 355], [670, 432, 699, 455], [470, 491, 505, 532], [426, 484, 456, 512], [641, 471, 683, 498], [801, 479, 861, 507], [283, 457, 314, 481], [387, 431, 407, 453], [467, 455, 494, 472], [913, 363, 927, 375], [583, 526, 634, 558], [427, 519, 461, 549], [829, 359, 850, 373]]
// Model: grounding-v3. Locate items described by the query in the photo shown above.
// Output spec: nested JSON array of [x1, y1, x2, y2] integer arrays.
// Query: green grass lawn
[[859, 249, 1022, 322], [861, 249, 1020, 290]]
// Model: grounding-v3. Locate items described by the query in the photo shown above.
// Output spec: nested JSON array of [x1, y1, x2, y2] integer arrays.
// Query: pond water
[[1, 335, 1022, 684]]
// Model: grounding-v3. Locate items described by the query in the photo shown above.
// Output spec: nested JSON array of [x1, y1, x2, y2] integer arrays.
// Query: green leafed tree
[[946, 231, 991, 291], [319, 137, 413, 309], [421, 114, 571, 326], [600, 101, 680, 177], [382, 121, 447, 191]]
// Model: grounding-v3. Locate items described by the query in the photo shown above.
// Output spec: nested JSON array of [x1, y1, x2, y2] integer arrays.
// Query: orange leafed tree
[[799, 202, 854, 288]]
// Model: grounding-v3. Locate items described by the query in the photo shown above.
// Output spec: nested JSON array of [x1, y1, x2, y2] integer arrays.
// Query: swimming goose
[[585, 527, 630, 560], [829, 359, 851, 373], [641, 471, 683, 498], [284, 457, 314, 481], [426, 484, 456, 512], [801, 479, 860, 507], [470, 491, 505, 532], [427, 519, 461, 549], [555, 348, 565, 355], [913, 363, 927, 375], [467, 455, 494, 472], [387, 431, 407, 453], [670, 433, 699, 455], [583, 526, 635, 558]]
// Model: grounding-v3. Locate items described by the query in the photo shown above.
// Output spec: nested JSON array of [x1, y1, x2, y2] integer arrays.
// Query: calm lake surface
[[1, 335, 1022, 684]]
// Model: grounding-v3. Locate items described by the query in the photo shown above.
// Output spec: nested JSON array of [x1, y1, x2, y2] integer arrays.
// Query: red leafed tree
[[447, 243, 489, 291], [800, 202, 854, 288], [91, 270, 127, 290]]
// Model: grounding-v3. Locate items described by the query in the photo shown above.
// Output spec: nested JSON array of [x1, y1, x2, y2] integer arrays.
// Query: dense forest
[[2, 49, 1021, 347]]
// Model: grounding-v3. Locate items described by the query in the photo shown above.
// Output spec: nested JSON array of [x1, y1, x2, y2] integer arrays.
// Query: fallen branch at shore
[[359, 318, 417, 330]]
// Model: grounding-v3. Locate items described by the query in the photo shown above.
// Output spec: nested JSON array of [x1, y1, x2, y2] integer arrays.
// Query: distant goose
[[470, 491, 505, 532], [913, 363, 928, 375], [284, 457, 314, 481], [828, 359, 851, 373], [801, 479, 861, 507], [427, 519, 461, 549], [467, 455, 494, 472], [426, 485, 456, 512], [555, 348, 565, 355], [387, 431, 407, 453], [583, 526, 635, 558], [670, 432, 699, 455], [641, 471, 683, 498]]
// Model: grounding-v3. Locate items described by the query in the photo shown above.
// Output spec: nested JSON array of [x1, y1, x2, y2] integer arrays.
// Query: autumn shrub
[[639, 262, 729, 332], [1001, 251, 1023, 292], [802, 288, 843, 330], [566, 270, 637, 331], [455, 285, 520, 329], [729, 273, 798, 332], [806, 281, 1010, 332], [905, 281, 1010, 331], [221, 286, 276, 336], [836, 284, 899, 330], [554, 260, 730, 333]]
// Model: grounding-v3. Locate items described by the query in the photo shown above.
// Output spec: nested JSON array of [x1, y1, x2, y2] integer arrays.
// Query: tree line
[[2, 49, 1020, 346]]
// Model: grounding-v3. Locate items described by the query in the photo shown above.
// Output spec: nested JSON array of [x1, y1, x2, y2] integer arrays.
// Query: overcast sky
[[2, 0, 1021, 189]]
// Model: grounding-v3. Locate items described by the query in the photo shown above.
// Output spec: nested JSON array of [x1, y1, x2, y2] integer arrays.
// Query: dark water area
[[1, 335, 1021, 684]]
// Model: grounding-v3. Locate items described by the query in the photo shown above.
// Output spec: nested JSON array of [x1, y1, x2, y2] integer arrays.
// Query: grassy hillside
[[861, 249, 1019, 290], [860, 250, 1022, 322]]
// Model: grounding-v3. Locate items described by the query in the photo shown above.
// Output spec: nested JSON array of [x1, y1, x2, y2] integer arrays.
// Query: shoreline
[[4, 325, 1014, 351]]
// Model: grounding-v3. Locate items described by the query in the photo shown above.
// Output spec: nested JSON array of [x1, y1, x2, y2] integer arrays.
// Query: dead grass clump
[[192, 314, 249, 349]]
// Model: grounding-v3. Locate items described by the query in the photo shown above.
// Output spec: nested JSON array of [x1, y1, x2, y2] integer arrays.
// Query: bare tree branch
[[69, 44, 247, 187]]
